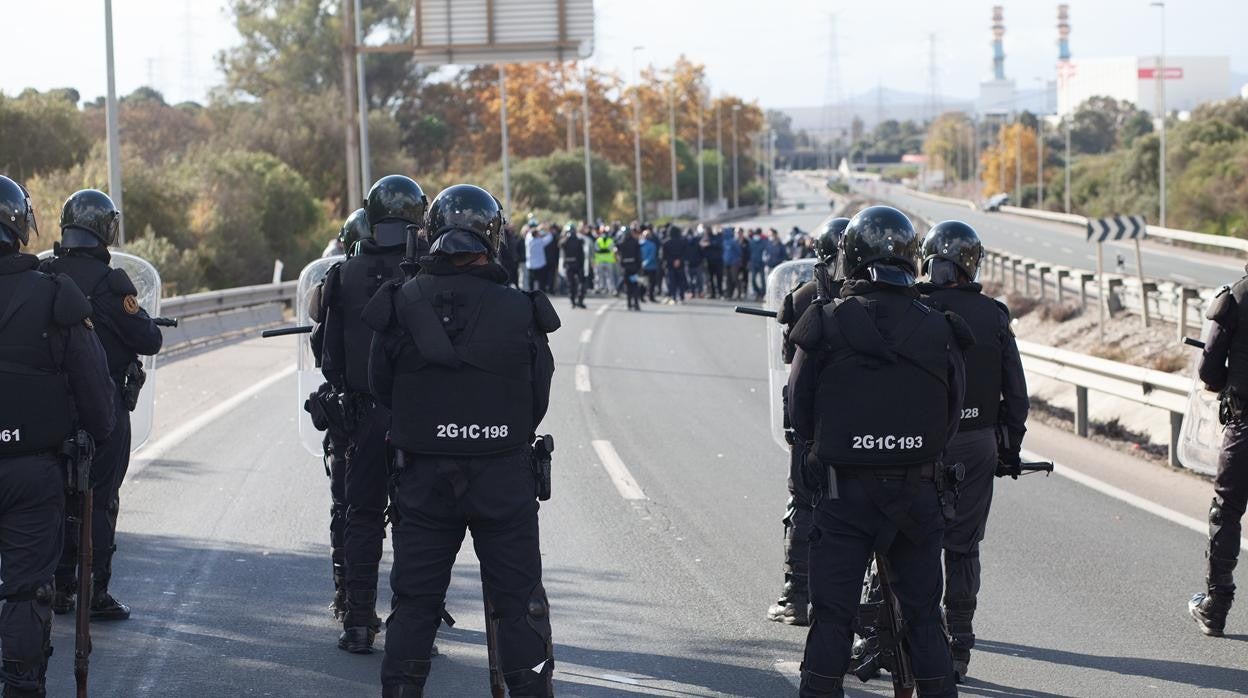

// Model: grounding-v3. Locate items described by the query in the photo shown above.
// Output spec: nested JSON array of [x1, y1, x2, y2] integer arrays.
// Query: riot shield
[[39, 250, 162, 452], [296, 256, 345, 457], [1178, 319, 1222, 476], [765, 259, 817, 452]]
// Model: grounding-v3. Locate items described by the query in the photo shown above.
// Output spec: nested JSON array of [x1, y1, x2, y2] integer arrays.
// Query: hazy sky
[[6, 0, 1247, 108]]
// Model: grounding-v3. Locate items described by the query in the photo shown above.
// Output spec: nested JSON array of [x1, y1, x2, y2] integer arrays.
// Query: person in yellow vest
[[593, 230, 617, 295]]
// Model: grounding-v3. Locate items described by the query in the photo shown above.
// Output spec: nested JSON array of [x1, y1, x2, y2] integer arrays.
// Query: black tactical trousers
[[382, 449, 552, 697], [801, 475, 955, 698], [564, 266, 585, 306], [1209, 419, 1248, 596], [0, 454, 64, 695], [343, 400, 391, 628], [941, 428, 997, 665], [707, 263, 724, 298], [783, 449, 815, 596], [326, 431, 349, 588], [56, 388, 130, 595]]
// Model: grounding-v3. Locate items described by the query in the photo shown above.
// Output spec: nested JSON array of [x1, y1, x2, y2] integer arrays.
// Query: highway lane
[[858, 182, 1243, 288], [40, 292, 1248, 696]]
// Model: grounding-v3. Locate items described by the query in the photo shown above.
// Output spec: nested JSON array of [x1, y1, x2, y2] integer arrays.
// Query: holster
[[935, 460, 964, 523], [304, 382, 349, 436], [1220, 390, 1245, 425], [60, 429, 94, 495], [532, 435, 554, 501], [119, 360, 146, 412]]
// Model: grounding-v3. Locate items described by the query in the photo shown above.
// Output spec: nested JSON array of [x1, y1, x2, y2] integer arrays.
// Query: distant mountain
[[776, 86, 975, 134]]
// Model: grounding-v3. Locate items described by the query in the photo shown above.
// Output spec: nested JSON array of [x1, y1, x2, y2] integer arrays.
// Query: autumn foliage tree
[[980, 122, 1039, 198]]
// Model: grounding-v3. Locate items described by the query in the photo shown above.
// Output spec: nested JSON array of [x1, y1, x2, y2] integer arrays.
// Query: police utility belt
[[392, 434, 554, 502]]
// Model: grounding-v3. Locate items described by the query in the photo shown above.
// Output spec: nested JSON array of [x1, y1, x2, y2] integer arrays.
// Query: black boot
[[767, 578, 810, 626], [338, 625, 377, 654], [330, 548, 347, 620], [944, 597, 976, 681], [1190, 554, 1237, 637], [797, 670, 844, 697], [50, 590, 74, 616], [90, 589, 131, 621], [339, 589, 379, 653]]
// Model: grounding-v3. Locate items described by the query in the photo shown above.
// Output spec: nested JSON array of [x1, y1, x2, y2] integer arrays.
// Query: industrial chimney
[[992, 6, 1006, 81], [1057, 4, 1071, 62]]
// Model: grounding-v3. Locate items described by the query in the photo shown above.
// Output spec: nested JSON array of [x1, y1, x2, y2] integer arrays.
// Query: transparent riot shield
[[39, 250, 162, 452], [1178, 319, 1222, 476], [765, 259, 817, 452], [297, 256, 345, 457]]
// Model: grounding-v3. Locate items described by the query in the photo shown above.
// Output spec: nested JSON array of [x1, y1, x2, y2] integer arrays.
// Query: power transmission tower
[[927, 33, 940, 124], [823, 14, 840, 170]]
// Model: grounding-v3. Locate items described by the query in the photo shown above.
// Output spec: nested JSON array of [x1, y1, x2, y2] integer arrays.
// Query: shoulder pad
[[361, 279, 402, 332], [321, 263, 343, 307], [51, 274, 93, 327], [526, 290, 561, 333], [107, 268, 138, 296], [991, 297, 1011, 320], [1216, 284, 1231, 298], [307, 282, 326, 324], [944, 311, 976, 350], [1208, 285, 1237, 323], [788, 299, 827, 351], [778, 291, 797, 325]]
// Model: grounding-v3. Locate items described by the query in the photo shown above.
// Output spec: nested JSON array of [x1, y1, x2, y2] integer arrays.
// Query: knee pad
[[526, 585, 552, 647], [1210, 497, 1225, 527]]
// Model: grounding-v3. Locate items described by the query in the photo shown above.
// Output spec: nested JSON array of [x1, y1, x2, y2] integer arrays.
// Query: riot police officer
[[0, 175, 115, 697], [308, 207, 369, 620], [768, 217, 849, 626], [43, 189, 164, 621], [786, 206, 967, 697], [322, 176, 427, 653], [1190, 271, 1248, 636], [367, 184, 558, 697], [918, 221, 1028, 681], [560, 223, 587, 309]]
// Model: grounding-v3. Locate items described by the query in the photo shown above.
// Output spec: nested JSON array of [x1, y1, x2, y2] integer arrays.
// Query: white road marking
[[575, 364, 592, 392], [130, 365, 296, 477], [1171, 273, 1198, 284], [1025, 448, 1248, 552], [592, 440, 647, 500], [595, 301, 613, 317], [580, 328, 593, 343], [1061, 246, 1074, 254]]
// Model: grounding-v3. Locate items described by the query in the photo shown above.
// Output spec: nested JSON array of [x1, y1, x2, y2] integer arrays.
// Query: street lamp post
[[732, 105, 741, 209], [716, 100, 724, 206], [1014, 111, 1022, 204], [1035, 77, 1045, 208], [668, 86, 678, 211], [1151, 1, 1167, 228], [631, 46, 645, 221], [697, 91, 705, 220], [104, 0, 125, 244]]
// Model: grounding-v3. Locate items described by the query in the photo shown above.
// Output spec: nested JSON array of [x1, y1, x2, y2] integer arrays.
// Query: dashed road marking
[[575, 364, 592, 392], [592, 440, 647, 500], [580, 328, 593, 343], [595, 301, 613, 317]]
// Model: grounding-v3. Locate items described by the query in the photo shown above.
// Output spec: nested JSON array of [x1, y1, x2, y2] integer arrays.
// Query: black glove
[[798, 442, 826, 494], [995, 449, 1021, 479]]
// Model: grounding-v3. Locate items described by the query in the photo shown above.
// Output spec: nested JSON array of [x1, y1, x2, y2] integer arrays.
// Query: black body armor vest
[[44, 254, 133, 373], [1225, 278, 1248, 396], [337, 247, 404, 392], [387, 272, 536, 456], [924, 287, 1004, 431], [0, 265, 76, 454], [812, 294, 951, 467]]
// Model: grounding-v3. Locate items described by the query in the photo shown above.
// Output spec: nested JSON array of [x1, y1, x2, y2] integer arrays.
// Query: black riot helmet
[[0, 175, 37, 248], [813, 217, 850, 266], [426, 184, 506, 258], [365, 175, 428, 248], [841, 205, 919, 286], [339, 207, 370, 254], [60, 189, 120, 248], [921, 220, 984, 286]]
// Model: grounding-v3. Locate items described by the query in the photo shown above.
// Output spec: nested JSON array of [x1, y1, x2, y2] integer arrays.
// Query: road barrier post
[[1011, 258, 1020, 292], [1023, 261, 1036, 296], [1141, 282, 1158, 327], [1075, 386, 1089, 437], [1056, 269, 1070, 305], [1177, 287, 1198, 342], [1169, 411, 1183, 468], [1078, 273, 1093, 310], [1037, 265, 1051, 300]]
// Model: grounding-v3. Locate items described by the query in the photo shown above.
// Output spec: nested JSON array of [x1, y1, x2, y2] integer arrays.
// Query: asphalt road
[[852, 181, 1243, 289], [39, 260, 1248, 695]]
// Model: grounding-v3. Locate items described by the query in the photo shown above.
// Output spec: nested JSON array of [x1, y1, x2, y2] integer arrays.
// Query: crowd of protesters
[[496, 218, 821, 310]]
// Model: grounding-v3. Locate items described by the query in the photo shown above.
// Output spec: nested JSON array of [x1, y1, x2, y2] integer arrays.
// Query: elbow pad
[[944, 311, 976, 350], [527, 291, 562, 333]]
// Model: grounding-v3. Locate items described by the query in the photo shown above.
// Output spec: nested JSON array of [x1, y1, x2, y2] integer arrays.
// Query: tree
[[924, 112, 973, 182], [0, 90, 91, 181], [1067, 96, 1150, 155], [980, 122, 1039, 198]]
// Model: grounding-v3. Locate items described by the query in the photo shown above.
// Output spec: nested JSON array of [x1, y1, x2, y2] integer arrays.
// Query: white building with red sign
[[1055, 55, 1231, 116]]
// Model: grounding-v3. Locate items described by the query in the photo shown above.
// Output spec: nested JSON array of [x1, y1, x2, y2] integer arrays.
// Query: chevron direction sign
[[1085, 215, 1147, 242]]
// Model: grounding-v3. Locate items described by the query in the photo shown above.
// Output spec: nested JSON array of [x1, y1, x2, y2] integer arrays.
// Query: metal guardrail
[[907, 187, 1248, 256], [163, 281, 297, 317], [1016, 339, 1191, 467]]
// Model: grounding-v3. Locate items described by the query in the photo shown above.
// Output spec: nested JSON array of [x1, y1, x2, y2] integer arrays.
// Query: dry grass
[[1005, 293, 1039, 318], [1040, 302, 1082, 323], [1089, 343, 1130, 362], [1148, 352, 1190, 373]]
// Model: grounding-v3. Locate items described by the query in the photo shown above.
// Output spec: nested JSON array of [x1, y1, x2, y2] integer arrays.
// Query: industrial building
[[1056, 55, 1232, 116]]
